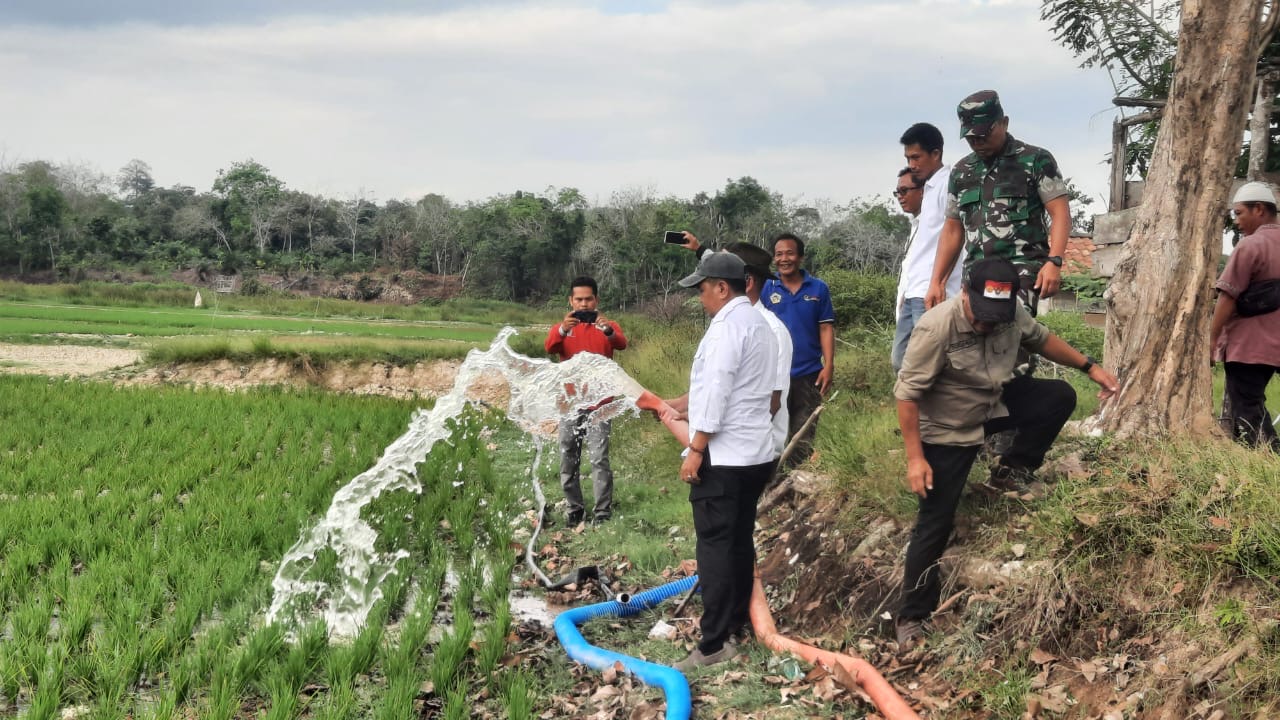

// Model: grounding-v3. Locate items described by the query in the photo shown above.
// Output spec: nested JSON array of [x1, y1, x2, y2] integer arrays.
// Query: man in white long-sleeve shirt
[[670, 251, 778, 671], [670, 234, 792, 459], [894, 122, 964, 371]]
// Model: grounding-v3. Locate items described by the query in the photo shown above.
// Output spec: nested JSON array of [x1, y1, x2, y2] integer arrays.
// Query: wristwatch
[[1080, 355, 1097, 373], [1046, 255, 1064, 267]]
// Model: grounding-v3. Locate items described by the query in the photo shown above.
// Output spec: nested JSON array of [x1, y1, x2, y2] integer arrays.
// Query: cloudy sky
[[0, 0, 1121, 210]]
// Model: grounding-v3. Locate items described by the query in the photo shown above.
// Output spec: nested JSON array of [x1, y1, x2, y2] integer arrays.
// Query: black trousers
[[784, 371, 823, 467], [899, 376, 1076, 621], [1224, 362, 1280, 451], [690, 455, 774, 654], [984, 375, 1077, 469]]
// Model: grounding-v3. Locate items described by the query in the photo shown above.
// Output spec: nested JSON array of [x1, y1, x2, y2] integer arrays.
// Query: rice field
[[0, 375, 537, 718], [0, 301, 497, 344]]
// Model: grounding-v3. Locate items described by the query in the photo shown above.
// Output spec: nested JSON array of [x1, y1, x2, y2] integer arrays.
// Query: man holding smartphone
[[545, 276, 629, 526]]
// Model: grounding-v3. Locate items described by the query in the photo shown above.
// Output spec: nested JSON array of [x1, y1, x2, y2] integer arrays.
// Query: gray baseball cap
[[678, 251, 747, 288]]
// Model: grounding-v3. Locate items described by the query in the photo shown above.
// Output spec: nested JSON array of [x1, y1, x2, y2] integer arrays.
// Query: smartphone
[[571, 310, 598, 324], [663, 230, 686, 244]]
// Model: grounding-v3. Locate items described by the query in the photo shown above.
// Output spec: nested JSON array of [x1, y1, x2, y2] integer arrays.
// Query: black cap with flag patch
[[965, 257, 1018, 323]]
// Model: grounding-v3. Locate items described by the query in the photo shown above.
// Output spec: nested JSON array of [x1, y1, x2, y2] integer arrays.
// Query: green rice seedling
[[326, 604, 388, 687], [382, 570, 413, 622], [442, 681, 469, 720], [380, 603, 432, 684], [47, 551, 73, 602], [27, 652, 67, 720], [88, 644, 138, 718], [0, 653, 20, 705], [285, 620, 329, 691], [372, 675, 419, 720], [165, 653, 200, 709], [13, 591, 54, 646], [475, 604, 511, 677], [58, 594, 95, 650], [444, 494, 480, 559], [138, 694, 177, 720], [158, 595, 203, 663], [262, 671, 299, 720], [501, 671, 534, 720], [91, 693, 128, 720], [429, 611, 474, 692], [313, 681, 357, 720], [204, 675, 239, 720], [229, 624, 285, 693]]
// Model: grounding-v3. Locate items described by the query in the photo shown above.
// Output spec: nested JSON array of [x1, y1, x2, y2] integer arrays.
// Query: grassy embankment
[[562, 312, 1280, 718]]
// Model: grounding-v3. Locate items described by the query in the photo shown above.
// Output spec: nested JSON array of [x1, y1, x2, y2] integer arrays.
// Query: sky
[[0, 0, 1122, 212]]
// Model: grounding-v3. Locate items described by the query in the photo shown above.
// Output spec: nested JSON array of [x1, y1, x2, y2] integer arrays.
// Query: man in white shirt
[[726, 242, 793, 458], [670, 234, 792, 458], [668, 251, 778, 671], [894, 122, 963, 371]]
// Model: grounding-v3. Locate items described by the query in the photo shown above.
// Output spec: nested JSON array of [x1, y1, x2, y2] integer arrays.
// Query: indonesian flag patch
[[983, 280, 1014, 300]]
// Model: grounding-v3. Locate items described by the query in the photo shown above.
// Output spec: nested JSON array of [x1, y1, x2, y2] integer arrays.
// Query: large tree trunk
[[1248, 69, 1278, 180], [1094, 0, 1268, 438]]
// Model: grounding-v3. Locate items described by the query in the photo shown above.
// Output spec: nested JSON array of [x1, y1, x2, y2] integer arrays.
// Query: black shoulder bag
[[1236, 278, 1280, 317]]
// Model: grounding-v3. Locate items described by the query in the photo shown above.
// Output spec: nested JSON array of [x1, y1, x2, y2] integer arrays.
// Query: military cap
[[957, 90, 1005, 138]]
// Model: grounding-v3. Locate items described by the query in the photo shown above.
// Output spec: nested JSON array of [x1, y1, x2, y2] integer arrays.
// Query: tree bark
[[1248, 69, 1278, 180], [1094, 0, 1268, 438]]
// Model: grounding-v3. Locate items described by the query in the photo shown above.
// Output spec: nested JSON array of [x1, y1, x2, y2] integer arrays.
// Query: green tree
[[116, 159, 155, 200], [212, 160, 284, 254], [710, 176, 789, 246]]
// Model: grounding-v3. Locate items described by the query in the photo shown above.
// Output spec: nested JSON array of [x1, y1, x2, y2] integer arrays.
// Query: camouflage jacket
[[945, 135, 1069, 273]]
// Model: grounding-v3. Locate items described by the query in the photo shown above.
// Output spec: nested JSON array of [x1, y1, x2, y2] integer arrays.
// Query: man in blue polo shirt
[[762, 232, 835, 467]]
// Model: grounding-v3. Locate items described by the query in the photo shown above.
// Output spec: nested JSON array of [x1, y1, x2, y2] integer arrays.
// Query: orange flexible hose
[[635, 390, 690, 447], [749, 578, 921, 719]]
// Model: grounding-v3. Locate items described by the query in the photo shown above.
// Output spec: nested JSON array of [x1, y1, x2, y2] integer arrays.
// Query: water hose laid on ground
[[748, 577, 921, 720], [554, 575, 699, 720]]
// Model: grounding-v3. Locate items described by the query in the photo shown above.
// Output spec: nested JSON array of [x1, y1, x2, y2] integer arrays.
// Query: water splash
[[265, 327, 653, 638]]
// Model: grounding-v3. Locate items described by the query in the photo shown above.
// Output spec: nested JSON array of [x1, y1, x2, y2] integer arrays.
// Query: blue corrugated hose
[[553, 575, 699, 720]]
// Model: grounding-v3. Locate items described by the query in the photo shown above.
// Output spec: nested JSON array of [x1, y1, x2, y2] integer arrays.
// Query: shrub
[[354, 276, 383, 301], [822, 269, 896, 330], [1060, 273, 1108, 306], [240, 275, 268, 297]]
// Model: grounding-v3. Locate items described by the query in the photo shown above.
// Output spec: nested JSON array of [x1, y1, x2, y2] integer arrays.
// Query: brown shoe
[[983, 464, 1034, 494], [673, 644, 738, 671]]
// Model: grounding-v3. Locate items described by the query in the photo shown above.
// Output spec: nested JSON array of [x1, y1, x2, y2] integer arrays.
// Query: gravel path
[[0, 343, 142, 377]]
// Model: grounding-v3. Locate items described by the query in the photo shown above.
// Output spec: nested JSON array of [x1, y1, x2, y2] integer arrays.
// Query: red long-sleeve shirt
[[544, 321, 628, 360]]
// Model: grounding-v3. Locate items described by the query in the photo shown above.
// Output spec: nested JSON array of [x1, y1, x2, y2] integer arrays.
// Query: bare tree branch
[[1113, 96, 1167, 108]]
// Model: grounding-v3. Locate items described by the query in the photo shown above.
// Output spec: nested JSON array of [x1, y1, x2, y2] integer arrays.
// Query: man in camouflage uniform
[[924, 90, 1072, 310]]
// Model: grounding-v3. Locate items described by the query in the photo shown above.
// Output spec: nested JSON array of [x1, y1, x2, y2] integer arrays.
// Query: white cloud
[[0, 0, 1118, 211]]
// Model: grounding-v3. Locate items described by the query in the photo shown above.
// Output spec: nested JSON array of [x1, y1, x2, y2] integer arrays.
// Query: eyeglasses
[[893, 185, 922, 197]]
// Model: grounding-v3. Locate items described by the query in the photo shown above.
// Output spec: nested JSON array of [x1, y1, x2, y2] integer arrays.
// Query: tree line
[[0, 158, 912, 309]]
